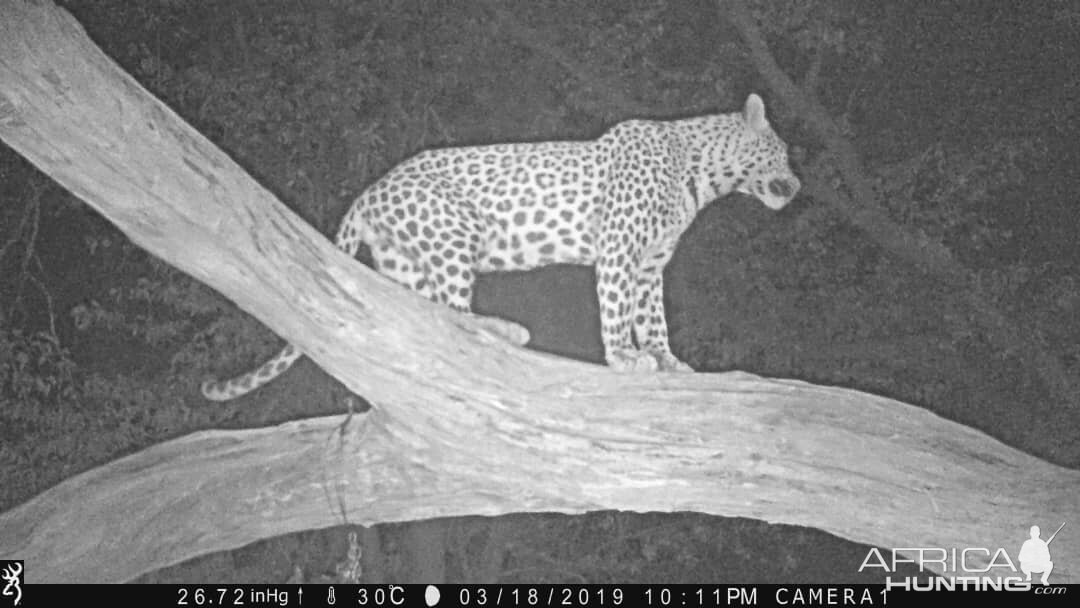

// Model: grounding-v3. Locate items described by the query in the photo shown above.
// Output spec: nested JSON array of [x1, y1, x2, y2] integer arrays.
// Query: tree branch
[[718, 0, 1079, 411]]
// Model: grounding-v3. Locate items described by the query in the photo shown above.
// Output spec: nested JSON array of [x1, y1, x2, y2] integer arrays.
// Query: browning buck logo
[[0, 561, 21, 607]]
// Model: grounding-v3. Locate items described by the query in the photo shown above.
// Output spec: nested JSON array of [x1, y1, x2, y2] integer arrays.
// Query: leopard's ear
[[744, 93, 769, 133]]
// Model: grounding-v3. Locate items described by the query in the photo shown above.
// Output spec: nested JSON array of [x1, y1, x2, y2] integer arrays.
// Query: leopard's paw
[[606, 348, 660, 372], [655, 351, 694, 372]]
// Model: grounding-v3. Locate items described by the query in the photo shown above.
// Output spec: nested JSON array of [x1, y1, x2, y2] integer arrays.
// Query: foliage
[[673, 126, 1077, 429], [874, 137, 1048, 255], [755, 0, 885, 63], [0, 329, 78, 424]]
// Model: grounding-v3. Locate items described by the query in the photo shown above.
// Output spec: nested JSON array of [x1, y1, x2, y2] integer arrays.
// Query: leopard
[[201, 93, 800, 401]]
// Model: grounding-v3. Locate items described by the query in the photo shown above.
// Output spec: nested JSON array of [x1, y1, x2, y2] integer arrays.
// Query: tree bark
[[0, 0, 1076, 584]]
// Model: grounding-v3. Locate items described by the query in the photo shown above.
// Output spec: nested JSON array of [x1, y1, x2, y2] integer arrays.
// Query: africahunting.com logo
[[859, 522, 1067, 592]]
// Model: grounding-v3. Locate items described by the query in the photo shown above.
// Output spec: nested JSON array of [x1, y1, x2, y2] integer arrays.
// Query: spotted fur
[[202, 94, 799, 400]]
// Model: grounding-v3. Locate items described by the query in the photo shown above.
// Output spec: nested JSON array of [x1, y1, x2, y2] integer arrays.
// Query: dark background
[[1, 0, 1077, 583]]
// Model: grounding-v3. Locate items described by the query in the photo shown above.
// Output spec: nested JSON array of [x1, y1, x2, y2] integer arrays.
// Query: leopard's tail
[[200, 344, 304, 401], [201, 201, 374, 402]]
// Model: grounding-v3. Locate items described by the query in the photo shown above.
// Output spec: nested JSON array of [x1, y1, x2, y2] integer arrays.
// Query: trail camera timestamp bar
[[6, 583, 1076, 607]]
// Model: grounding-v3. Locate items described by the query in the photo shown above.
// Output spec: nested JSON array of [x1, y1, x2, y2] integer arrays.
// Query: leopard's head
[[729, 94, 801, 211]]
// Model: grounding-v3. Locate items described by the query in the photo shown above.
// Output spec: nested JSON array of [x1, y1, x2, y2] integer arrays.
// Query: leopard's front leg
[[595, 234, 659, 371], [633, 266, 693, 372]]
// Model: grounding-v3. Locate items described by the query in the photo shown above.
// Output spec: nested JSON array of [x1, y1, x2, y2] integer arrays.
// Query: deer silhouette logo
[[1, 562, 21, 607]]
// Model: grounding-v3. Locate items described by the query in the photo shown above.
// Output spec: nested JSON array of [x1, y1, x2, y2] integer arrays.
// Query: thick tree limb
[[0, 0, 1076, 584]]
